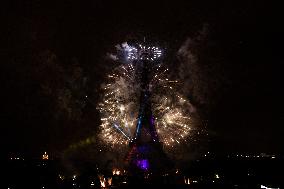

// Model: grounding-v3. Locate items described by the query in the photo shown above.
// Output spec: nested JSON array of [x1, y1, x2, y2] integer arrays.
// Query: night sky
[[0, 0, 283, 158]]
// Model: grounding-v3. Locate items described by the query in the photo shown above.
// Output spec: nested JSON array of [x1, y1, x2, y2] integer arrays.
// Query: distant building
[[42, 151, 49, 160]]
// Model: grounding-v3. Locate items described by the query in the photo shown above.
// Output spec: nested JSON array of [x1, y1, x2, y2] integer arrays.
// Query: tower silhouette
[[125, 42, 173, 182]]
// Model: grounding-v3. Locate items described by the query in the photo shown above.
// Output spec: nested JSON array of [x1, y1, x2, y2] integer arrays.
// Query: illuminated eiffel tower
[[125, 42, 173, 180]]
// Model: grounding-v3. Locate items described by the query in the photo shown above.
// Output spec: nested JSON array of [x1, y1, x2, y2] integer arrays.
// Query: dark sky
[[0, 0, 283, 158]]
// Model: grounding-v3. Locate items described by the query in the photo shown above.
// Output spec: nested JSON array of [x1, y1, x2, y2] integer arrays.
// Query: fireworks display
[[98, 43, 195, 148], [98, 63, 140, 145], [126, 44, 162, 61]]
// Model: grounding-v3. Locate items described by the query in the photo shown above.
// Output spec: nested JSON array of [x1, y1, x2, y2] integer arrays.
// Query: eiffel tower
[[125, 42, 173, 182]]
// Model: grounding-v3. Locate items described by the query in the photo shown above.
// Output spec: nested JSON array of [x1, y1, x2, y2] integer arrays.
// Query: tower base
[[125, 141, 174, 185]]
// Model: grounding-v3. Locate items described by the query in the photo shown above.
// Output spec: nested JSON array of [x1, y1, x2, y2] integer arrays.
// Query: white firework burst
[[97, 62, 195, 148]]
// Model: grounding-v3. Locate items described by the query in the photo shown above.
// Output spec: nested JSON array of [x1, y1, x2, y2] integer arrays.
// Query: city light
[[112, 168, 121, 175], [42, 152, 48, 160], [261, 185, 280, 189]]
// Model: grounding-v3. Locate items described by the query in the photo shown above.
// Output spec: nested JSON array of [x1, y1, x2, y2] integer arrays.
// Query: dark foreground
[[2, 157, 283, 189]]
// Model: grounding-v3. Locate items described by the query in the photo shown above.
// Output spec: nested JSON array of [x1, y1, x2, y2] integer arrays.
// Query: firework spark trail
[[98, 59, 195, 148], [98, 42, 198, 150], [98, 63, 141, 145]]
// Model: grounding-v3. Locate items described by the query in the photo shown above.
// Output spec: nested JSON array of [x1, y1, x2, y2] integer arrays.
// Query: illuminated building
[[42, 151, 49, 160]]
